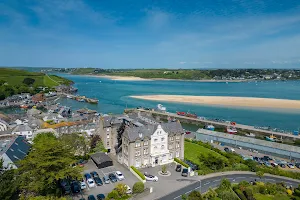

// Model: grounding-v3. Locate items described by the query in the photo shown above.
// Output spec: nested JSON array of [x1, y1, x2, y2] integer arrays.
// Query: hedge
[[130, 166, 145, 180], [234, 189, 247, 200], [174, 158, 189, 168]]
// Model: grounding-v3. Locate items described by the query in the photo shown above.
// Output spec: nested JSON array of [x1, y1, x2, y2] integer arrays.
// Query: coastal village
[[1, 69, 300, 200]]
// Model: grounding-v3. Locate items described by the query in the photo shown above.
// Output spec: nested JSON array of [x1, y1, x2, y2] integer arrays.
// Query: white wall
[[150, 125, 170, 164], [0, 121, 7, 131]]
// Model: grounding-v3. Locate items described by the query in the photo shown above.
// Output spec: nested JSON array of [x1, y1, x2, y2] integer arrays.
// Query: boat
[[205, 125, 215, 131], [86, 98, 99, 104], [176, 111, 186, 116], [20, 104, 28, 109], [67, 95, 72, 99], [185, 112, 197, 118], [226, 126, 237, 134], [157, 104, 166, 112], [245, 133, 255, 137], [265, 134, 276, 142]]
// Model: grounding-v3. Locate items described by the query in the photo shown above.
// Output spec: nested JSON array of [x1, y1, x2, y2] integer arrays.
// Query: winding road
[[158, 173, 300, 200]]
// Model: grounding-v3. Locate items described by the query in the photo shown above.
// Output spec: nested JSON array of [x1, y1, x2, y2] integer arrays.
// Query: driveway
[[139, 163, 198, 200], [73, 158, 139, 200]]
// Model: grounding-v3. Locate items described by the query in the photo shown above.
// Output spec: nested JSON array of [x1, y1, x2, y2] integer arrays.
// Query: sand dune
[[130, 95, 300, 109]]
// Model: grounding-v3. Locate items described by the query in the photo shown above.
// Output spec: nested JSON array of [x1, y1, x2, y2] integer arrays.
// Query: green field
[[0, 68, 72, 87], [184, 141, 228, 166]]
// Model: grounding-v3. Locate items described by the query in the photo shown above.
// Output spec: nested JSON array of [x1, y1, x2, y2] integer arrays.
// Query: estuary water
[[56, 74, 300, 131]]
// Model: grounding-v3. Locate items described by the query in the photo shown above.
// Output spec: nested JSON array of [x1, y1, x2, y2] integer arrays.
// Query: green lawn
[[184, 141, 228, 166], [254, 193, 291, 200]]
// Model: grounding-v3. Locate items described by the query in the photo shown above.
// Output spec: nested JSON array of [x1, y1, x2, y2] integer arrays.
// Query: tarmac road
[[158, 173, 300, 200]]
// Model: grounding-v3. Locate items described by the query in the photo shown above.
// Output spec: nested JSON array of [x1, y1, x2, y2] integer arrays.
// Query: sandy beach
[[86, 75, 150, 81], [130, 95, 300, 109]]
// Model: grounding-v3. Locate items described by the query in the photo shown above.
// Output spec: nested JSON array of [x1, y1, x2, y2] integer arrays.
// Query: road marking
[[204, 182, 210, 185], [236, 177, 245, 179], [194, 186, 201, 190], [212, 179, 220, 183], [185, 190, 193, 194], [174, 195, 182, 199]]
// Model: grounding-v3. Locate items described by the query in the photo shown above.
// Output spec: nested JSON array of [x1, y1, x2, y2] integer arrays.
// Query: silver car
[[103, 176, 110, 184]]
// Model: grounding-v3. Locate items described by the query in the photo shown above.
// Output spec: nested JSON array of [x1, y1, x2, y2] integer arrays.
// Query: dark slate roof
[[91, 152, 112, 164], [123, 121, 184, 142], [5, 136, 31, 166]]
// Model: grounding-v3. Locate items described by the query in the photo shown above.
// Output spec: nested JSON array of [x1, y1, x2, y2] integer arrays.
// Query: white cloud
[[179, 61, 186, 64]]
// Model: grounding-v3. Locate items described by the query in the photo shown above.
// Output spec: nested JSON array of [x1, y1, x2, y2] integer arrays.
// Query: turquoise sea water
[[56, 74, 300, 131]]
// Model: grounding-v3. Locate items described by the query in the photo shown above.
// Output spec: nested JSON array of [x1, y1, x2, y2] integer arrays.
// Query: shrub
[[133, 182, 144, 194], [294, 188, 300, 197], [23, 77, 35, 85], [243, 188, 255, 200], [188, 190, 203, 200], [258, 185, 267, 194], [130, 166, 145, 180], [234, 189, 247, 200], [174, 158, 189, 168], [107, 190, 119, 199], [287, 189, 293, 195], [162, 165, 167, 173]]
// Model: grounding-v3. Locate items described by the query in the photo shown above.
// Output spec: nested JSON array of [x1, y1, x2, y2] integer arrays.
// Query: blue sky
[[1, 0, 300, 69]]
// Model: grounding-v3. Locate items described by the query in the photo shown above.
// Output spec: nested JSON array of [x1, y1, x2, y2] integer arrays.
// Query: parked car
[[182, 168, 188, 177], [144, 172, 158, 181], [115, 171, 125, 181], [126, 185, 132, 194], [60, 179, 71, 195], [80, 180, 87, 190], [91, 171, 99, 178], [87, 178, 96, 188], [271, 162, 278, 167], [279, 163, 286, 168], [84, 173, 92, 181], [96, 194, 105, 200], [88, 195, 96, 200], [264, 161, 272, 167], [103, 176, 110, 184], [176, 164, 182, 172], [71, 181, 81, 193], [224, 147, 230, 152], [109, 173, 118, 182], [94, 177, 103, 186], [295, 163, 300, 169], [287, 163, 295, 169], [253, 156, 260, 162]]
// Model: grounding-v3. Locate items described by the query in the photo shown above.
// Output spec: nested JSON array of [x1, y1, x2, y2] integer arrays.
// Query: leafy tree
[[188, 190, 203, 200], [162, 164, 167, 173], [218, 179, 232, 191], [3, 85, 15, 97], [90, 135, 100, 149], [203, 188, 218, 199], [114, 183, 128, 197], [107, 190, 119, 199], [23, 78, 35, 85], [234, 189, 247, 200], [18, 132, 82, 197], [181, 194, 187, 200], [256, 171, 264, 179], [219, 190, 239, 200], [20, 195, 67, 200], [133, 182, 144, 194], [60, 133, 88, 156], [0, 80, 5, 86], [93, 139, 107, 153], [243, 188, 255, 200], [199, 153, 227, 170], [0, 169, 19, 200]]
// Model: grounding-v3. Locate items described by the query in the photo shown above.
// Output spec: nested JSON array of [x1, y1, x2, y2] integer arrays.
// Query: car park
[[94, 177, 103, 186], [91, 171, 99, 178], [176, 164, 182, 172], [109, 173, 118, 182], [144, 172, 158, 181], [71, 181, 81, 193], [115, 171, 125, 181], [88, 195, 96, 200], [288, 163, 295, 169], [96, 194, 106, 200], [87, 178, 96, 188], [103, 175, 110, 184], [181, 168, 188, 177], [84, 173, 92, 180]]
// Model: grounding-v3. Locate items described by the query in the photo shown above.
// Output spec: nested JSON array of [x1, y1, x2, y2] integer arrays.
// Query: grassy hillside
[[0, 68, 72, 87]]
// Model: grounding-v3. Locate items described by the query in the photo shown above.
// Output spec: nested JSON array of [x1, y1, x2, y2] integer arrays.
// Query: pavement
[[158, 172, 300, 200]]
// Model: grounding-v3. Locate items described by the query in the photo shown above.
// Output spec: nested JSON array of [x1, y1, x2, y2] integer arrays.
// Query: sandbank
[[130, 95, 300, 109], [85, 75, 150, 81]]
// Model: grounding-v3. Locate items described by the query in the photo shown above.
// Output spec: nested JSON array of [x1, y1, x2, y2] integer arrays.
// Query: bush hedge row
[[174, 158, 189, 168], [130, 166, 145, 180]]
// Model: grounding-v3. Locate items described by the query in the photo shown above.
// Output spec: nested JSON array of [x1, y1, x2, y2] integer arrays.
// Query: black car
[[108, 173, 118, 183], [88, 195, 96, 200], [295, 163, 300, 169], [97, 194, 106, 200], [176, 164, 182, 172], [253, 156, 260, 162], [94, 177, 103, 186], [224, 147, 230, 152], [279, 163, 286, 168], [71, 181, 81, 193], [90, 171, 99, 178], [182, 168, 188, 177]]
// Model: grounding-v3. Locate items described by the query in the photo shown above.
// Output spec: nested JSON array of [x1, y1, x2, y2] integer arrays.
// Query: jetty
[[125, 108, 299, 141], [60, 93, 98, 104]]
